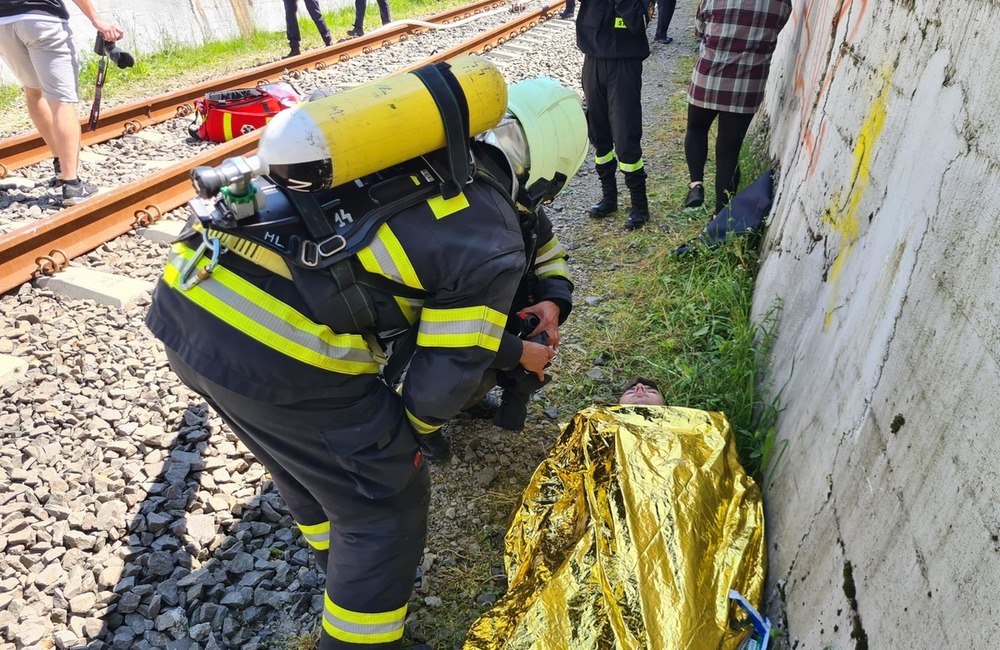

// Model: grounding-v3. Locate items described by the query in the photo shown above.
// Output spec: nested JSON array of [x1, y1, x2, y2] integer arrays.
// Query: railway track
[[0, 0, 568, 296], [0, 0, 508, 176]]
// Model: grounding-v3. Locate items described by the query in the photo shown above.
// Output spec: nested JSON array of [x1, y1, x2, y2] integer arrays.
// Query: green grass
[[0, 0, 471, 123], [550, 89, 784, 483]]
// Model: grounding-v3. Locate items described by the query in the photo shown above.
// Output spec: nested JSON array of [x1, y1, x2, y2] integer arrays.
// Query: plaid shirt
[[687, 0, 791, 113]]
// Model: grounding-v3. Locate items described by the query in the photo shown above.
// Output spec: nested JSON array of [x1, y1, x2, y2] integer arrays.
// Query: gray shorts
[[0, 17, 80, 103]]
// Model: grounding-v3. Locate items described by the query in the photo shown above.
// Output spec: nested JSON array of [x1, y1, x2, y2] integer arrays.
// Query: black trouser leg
[[353, 0, 366, 31], [283, 0, 301, 49], [377, 0, 391, 24], [654, 0, 676, 39], [714, 111, 755, 211]]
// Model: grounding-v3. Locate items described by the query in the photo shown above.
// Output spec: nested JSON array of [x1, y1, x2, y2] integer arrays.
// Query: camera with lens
[[492, 313, 551, 432], [94, 33, 134, 69]]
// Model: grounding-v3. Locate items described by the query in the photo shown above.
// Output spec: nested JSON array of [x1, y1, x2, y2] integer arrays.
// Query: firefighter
[[576, 0, 652, 229], [461, 79, 580, 430], [145, 63, 587, 650]]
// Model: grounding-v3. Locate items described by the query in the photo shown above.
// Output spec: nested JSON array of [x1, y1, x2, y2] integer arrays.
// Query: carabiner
[[179, 233, 223, 290]]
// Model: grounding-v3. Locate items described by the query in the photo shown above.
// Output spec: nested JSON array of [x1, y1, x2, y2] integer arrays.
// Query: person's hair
[[623, 377, 659, 393]]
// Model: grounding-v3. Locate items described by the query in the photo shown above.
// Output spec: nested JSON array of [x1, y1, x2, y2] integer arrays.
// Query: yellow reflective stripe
[[536, 258, 570, 281], [297, 521, 330, 551], [613, 16, 626, 28], [393, 295, 422, 325], [223, 112, 234, 141], [163, 247, 380, 375], [356, 224, 424, 290], [323, 594, 406, 644], [534, 238, 565, 265], [427, 191, 469, 219], [535, 235, 571, 279], [594, 150, 615, 165], [192, 223, 292, 280], [406, 408, 441, 435], [417, 306, 506, 351], [619, 158, 644, 173]]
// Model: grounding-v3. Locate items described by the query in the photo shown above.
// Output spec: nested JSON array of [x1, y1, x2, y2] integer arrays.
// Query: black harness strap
[[411, 62, 472, 200]]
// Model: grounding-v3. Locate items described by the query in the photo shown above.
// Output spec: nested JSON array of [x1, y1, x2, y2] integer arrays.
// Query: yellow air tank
[[259, 56, 509, 192]]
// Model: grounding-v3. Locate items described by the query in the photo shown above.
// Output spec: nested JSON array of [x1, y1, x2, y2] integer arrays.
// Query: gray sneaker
[[62, 179, 99, 206]]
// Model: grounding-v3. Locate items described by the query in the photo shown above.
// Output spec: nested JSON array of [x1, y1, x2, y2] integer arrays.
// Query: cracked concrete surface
[[751, 1, 1000, 647]]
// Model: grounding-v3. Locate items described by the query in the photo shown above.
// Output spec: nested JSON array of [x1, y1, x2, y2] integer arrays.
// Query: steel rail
[[0, 2, 565, 295], [0, 0, 508, 177]]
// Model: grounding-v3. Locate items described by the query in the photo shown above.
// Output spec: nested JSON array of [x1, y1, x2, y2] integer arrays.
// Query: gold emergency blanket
[[463, 405, 765, 650]]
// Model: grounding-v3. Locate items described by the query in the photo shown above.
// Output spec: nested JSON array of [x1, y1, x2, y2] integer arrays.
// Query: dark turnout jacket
[[576, 0, 650, 59], [147, 172, 527, 445]]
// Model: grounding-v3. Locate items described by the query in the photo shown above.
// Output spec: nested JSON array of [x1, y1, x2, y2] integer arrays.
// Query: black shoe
[[559, 9, 574, 18], [654, 35, 673, 44], [62, 178, 99, 206], [624, 211, 648, 230], [322, 36, 333, 46], [346, 28, 364, 37], [683, 184, 704, 208], [283, 49, 300, 59], [461, 393, 501, 420]]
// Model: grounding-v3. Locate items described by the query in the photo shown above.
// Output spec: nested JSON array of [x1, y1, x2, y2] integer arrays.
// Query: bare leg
[[46, 98, 82, 181], [25, 87, 80, 180]]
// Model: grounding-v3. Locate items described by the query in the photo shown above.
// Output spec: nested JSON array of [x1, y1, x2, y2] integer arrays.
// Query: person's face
[[619, 382, 665, 406]]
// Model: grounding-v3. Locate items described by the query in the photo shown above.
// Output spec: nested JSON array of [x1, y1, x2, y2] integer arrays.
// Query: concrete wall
[[753, 0, 1000, 647], [0, 0, 354, 84]]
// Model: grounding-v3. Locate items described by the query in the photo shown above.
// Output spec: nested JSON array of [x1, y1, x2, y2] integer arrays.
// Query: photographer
[[0, 0, 124, 205]]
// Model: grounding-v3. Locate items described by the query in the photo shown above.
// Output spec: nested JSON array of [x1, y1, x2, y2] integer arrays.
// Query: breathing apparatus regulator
[[182, 56, 587, 287]]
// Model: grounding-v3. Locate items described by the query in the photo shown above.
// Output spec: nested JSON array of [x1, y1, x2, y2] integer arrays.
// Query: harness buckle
[[179, 232, 225, 290], [300, 235, 347, 267], [300, 240, 319, 267], [317, 234, 347, 257]]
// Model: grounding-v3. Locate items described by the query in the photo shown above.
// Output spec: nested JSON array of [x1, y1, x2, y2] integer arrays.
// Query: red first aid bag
[[189, 82, 300, 142]]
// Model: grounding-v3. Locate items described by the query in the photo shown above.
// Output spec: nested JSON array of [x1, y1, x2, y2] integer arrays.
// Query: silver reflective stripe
[[323, 611, 405, 637], [165, 251, 379, 373]]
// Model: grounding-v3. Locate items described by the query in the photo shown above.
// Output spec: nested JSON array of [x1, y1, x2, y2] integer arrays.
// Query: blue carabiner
[[179, 233, 223, 291]]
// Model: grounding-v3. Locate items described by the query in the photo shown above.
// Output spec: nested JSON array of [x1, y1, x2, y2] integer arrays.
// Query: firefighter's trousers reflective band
[[595, 151, 616, 165], [323, 594, 406, 644], [416, 305, 506, 350], [165, 245, 380, 374], [620, 158, 644, 172], [297, 520, 330, 551]]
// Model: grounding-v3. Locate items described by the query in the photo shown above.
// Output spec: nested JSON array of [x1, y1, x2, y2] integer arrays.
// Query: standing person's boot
[[284, 41, 301, 58], [623, 168, 649, 230], [589, 159, 618, 218]]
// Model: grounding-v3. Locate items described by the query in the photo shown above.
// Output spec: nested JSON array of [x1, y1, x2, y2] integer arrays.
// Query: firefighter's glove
[[417, 431, 452, 462]]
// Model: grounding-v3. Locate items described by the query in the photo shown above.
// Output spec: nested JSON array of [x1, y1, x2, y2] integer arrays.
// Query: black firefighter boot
[[589, 159, 618, 218], [623, 168, 650, 230]]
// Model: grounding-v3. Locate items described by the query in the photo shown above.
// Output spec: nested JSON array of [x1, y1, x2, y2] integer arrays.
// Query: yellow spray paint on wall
[[822, 67, 893, 331]]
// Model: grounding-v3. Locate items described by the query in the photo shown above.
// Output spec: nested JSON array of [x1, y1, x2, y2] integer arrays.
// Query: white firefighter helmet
[[504, 77, 587, 204]]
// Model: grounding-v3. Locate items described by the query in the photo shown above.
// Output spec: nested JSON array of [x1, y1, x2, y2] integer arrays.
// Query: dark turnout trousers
[[165, 349, 429, 649], [582, 56, 644, 168]]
